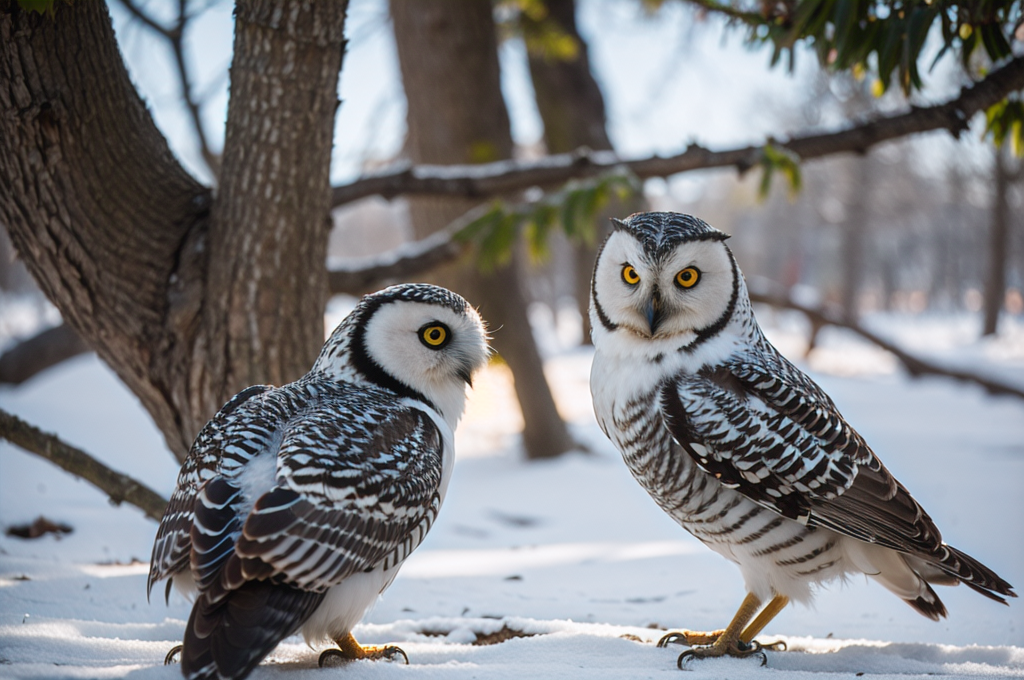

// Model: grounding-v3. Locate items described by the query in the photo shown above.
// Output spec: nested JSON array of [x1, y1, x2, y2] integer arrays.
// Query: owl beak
[[645, 289, 665, 337]]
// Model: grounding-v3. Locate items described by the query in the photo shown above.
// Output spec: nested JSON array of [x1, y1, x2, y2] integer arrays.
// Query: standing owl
[[589, 212, 1014, 664], [148, 283, 489, 680]]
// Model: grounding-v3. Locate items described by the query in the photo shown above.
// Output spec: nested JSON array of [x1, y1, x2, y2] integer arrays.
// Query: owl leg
[[657, 593, 789, 653], [739, 594, 788, 652], [318, 632, 409, 666], [655, 591, 759, 649], [662, 592, 787, 666]]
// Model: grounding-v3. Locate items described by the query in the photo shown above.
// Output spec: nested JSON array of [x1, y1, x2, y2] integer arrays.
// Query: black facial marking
[[346, 284, 469, 409], [591, 233, 619, 332], [680, 249, 741, 354]]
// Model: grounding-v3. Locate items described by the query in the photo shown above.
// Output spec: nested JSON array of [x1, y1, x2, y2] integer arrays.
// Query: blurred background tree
[[1, 0, 1022, 483]]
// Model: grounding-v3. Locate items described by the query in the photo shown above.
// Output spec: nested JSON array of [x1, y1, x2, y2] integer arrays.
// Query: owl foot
[[677, 639, 767, 669], [658, 631, 786, 652], [657, 629, 725, 647], [318, 633, 409, 666], [163, 644, 182, 665]]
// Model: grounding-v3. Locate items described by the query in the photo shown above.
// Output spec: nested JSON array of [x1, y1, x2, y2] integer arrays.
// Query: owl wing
[[176, 383, 446, 679], [216, 385, 445, 596], [659, 348, 944, 557], [147, 384, 272, 602]]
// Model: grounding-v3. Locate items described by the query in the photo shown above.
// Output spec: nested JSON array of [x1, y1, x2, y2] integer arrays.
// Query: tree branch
[[0, 408, 168, 522], [746, 280, 1024, 401], [331, 56, 1024, 207], [328, 202, 494, 295], [118, 0, 221, 177], [683, 0, 765, 25], [117, 0, 174, 38], [0, 323, 91, 386]]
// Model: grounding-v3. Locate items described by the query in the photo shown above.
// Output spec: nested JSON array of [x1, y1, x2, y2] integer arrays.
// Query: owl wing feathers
[[222, 400, 444, 595], [660, 349, 945, 558], [158, 381, 445, 680], [150, 380, 444, 601], [148, 385, 273, 601]]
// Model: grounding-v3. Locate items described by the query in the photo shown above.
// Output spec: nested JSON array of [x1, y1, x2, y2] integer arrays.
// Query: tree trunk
[[390, 0, 575, 459], [982, 144, 1011, 336], [0, 1, 347, 460], [840, 155, 872, 323], [523, 0, 617, 344]]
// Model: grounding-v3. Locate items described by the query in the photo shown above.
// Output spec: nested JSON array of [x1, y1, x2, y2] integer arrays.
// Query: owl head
[[590, 212, 748, 359], [313, 283, 490, 424]]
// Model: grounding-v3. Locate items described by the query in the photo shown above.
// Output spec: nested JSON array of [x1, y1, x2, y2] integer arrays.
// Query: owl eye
[[419, 323, 450, 349], [621, 265, 641, 286], [675, 267, 700, 289]]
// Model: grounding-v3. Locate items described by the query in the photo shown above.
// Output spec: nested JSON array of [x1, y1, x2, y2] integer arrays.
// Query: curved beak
[[644, 288, 665, 336]]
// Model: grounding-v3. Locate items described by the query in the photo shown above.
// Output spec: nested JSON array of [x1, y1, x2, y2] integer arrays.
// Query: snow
[[1, 315, 1023, 679]]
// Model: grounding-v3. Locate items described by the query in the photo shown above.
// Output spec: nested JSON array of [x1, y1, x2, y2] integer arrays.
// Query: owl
[[589, 212, 1014, 664], [148, 283, 489, 680]]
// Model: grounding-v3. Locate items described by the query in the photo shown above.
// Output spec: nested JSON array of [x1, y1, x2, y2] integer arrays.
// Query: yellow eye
[[622, 265, 641, 285], [420, 324, 449, 349], [675, 267, 700, 289]]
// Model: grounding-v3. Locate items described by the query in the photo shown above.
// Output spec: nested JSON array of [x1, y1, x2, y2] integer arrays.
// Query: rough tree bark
[[523, 0, 619, 345], [982, 144, 1017, 337], [839, 154, 872, 323], [390, 0, 575, 459], [0, 1, 347, 461]]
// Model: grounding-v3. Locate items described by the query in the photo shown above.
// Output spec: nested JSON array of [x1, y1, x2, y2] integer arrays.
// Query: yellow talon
[[658, 593, 790, 664], [318, 633, 409, 666]]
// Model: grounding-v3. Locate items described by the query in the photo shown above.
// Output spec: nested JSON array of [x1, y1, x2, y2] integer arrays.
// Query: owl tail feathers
[[902, 581, 948, 621], [932, 544, 1017, 605], [181, 580, 325, 680], [847, 541, 950, 620]]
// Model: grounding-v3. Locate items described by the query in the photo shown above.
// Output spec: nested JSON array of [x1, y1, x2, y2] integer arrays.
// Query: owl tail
[[928, 543, 1017, 604], [181, 580, 324, 680], [849, 539, 1016, 622]]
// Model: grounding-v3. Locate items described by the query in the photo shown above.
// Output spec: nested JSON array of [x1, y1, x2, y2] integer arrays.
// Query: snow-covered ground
[[1, 311, 1022, 679]]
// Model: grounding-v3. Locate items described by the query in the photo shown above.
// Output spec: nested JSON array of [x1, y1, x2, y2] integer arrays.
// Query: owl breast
[[592, 356, 849, 604]]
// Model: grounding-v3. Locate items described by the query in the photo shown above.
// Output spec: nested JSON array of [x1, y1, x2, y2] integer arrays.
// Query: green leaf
[[984, 99, 1024, 157], [759, 144, 803, 200], [17, 0, 59, 15], [454, 203, 505, 244], [876, 13, 904, 93]]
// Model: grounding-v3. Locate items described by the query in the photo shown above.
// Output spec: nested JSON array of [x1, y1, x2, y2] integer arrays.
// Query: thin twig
[[118, 0, 221, 177], [747, 280, 1024, 401], [330, 56, 1024, 207], [0, 408, 168, 521], [118, 0, 173, 38], [683, 0, 766, 25]]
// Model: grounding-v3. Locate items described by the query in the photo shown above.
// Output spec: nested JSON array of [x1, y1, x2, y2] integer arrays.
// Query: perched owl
[[148, 283, 489, 680], [589, 212, 1014, 664]]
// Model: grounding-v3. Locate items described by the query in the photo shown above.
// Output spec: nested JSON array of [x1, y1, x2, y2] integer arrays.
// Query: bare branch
[[683, 0, 765, 25], [331, 56, 1024, 207], [0, 324, 91, 386], [0, 408, 168, 522], [746, 280, 1024, 401], [328, 202, 500, 295], [167, 0, 221, 177], [117, 0, 221, 177], [118, 0, 174, 39]]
